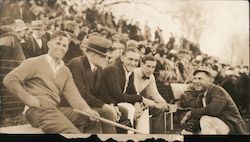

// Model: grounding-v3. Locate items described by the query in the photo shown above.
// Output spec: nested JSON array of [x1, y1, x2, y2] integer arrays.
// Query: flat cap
[[193, 66, 217, 78]]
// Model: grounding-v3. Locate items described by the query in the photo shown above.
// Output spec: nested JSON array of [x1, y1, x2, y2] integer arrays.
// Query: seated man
[[180, 67, 247, 135], [67, 35, 118, 133], [3, 31, 102, 134], [97, 40, 156, 133], [133, 55, 177, 134]]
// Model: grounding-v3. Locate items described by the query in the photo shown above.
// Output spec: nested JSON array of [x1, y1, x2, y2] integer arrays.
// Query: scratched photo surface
[[0, 0, 249, 141]]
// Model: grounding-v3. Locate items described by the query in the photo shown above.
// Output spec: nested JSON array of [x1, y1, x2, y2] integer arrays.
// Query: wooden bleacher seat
[[0, 124, 44, 134]]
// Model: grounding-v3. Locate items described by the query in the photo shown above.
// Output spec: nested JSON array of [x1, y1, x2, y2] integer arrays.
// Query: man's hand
[[103, 104, 121, 121], [85, 109, 100, 122], [168, 104, 178, 113], [154, 102, 169, 111], [134, 103, 145, 120], [26, 96, 40, 108], [180, 111, 191, 127], [142, 97, 155, 107]]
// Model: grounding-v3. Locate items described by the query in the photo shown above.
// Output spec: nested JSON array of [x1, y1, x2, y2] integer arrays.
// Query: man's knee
[[150, 107, 165, 118], [200, 115, 212, 127]]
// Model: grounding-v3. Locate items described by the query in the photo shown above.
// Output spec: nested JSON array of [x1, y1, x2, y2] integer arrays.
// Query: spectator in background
[[21, 24, 48, 58], [220, 68, 240, 107], [143, 21, 151, 41], [109, 42, 125, 64], [238, 66, 249, 114], [0, 19, 31, 66], [62, 20, 82, 63]]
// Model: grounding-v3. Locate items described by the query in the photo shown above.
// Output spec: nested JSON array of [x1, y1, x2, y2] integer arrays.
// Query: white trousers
[[117, 103, 150, 134], [181, 115, 230, 135]]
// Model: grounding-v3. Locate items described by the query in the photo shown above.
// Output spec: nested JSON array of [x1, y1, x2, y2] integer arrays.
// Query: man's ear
[[47, 40, 52, 49], [120, 55, 124, 62]]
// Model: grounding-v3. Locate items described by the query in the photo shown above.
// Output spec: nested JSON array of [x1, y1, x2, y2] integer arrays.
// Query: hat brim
[[86, 46, 112, 57]]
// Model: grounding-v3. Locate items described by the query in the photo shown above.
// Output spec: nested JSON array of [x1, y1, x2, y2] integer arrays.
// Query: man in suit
[[97, 40, 158, 132], [67, 35, 118, 133], [21, 28, 48, 58], [3, 30, 102, 133], [180, 67, 247, 135], [133, 55, 177, 133]]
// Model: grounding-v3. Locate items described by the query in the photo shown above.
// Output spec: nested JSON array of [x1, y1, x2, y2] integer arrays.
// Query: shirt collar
[[32, 33, 39, 39], [46, 54, 63, 66], [123, 65, 132, 77], [89, 61, 97, 72], [137, 67, 150, 79]]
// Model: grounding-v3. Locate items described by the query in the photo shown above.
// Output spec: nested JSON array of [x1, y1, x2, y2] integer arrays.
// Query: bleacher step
[[0, 124, 44, 134]]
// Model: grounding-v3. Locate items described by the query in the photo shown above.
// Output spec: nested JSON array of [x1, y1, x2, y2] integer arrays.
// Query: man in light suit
[[67, 35, 118, 133], [180, 67, 247, 135], [133, 55, 177, 133]]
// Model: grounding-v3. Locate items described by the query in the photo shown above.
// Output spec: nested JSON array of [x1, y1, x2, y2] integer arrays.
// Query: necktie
[[142, 74, 150, 80]]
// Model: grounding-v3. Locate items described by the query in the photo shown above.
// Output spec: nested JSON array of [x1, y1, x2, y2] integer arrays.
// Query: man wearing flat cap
[[67, 35, 118, 133], [180, 67, 247, 135]]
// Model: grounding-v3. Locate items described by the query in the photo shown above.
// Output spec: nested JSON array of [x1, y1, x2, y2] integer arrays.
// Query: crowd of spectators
[[0, 0, 249, 116]]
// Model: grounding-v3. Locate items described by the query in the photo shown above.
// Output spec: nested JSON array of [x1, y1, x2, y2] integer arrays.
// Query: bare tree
[[228, 34, 249, 66], [171, 1, 207, 44]]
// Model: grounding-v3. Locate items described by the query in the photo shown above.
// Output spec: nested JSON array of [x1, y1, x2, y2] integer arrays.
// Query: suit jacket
[[97, 58, 142, 105], [191, 84, 247, 134], [67, 56, 105, 108]]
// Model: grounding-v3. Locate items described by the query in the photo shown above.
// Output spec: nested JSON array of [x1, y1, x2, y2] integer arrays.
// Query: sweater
[[3, 55, 90, 111]]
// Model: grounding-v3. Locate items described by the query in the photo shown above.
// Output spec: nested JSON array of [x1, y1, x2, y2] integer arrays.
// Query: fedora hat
[[86, 35, 112, 57]]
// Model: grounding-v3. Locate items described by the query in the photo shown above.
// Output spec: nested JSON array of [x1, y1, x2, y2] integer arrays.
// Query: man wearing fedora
[[180, 67, 247, 135], [3, 31, 102, 133], [67, 35, 118, 133]]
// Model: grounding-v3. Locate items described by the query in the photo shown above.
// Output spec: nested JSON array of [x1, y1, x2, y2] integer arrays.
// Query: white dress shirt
[[122, 65, 132, 94], [32, 33, 42, 48], [46, 54, 64, 74], [202, 91, 208, 107]]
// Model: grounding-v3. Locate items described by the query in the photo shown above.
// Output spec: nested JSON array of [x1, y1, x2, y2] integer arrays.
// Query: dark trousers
[[25, 100, 102, 134], [92, 106, 117, 133], [149, 107, 170, 134]]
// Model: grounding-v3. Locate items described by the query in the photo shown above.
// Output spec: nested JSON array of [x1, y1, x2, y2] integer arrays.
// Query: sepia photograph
[[0, 0, 249, 141]]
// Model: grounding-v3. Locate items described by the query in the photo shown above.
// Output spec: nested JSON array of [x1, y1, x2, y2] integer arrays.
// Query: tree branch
[[99, 0, 106, 4]]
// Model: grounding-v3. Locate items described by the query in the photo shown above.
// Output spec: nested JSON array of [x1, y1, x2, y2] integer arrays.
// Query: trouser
[[149, 107, 168, 134], [181, 115, 230, 135], [92, 106, 117, 133], [25, 99, 102, 134], [116, 104, 131, 133]]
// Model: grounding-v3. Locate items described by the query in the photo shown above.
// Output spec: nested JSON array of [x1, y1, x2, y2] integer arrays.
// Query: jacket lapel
[[82, 56, 94, 91], [114, 58, 126, 91]]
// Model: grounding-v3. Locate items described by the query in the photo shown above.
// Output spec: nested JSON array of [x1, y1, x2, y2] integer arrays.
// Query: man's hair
[[193, 70, 212, 78], [121, 47, 139, 56], [141, 55, 156, 64], [50, 30, 69, 40]]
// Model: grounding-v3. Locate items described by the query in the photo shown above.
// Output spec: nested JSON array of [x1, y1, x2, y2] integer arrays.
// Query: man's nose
[[132, 60, 137, 65]]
